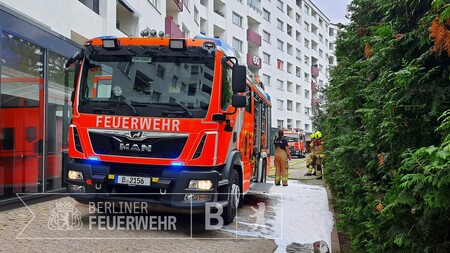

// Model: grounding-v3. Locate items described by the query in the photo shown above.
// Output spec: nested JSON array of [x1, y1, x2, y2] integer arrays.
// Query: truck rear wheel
[[222, 169, 240, 225]]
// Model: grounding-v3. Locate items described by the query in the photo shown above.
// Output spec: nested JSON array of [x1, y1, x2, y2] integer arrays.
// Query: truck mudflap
[[65, 160, 229, 211]]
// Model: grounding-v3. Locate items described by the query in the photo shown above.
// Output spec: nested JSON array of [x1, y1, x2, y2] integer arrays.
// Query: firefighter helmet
[[311, 133, 316, 139], [315, 131, 322, 138]]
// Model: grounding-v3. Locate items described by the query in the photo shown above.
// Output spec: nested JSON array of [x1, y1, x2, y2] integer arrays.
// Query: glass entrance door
[[0, 32, 44, 199]]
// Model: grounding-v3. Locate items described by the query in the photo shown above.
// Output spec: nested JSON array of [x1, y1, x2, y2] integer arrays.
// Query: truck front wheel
[[221, 169, 240, 225]]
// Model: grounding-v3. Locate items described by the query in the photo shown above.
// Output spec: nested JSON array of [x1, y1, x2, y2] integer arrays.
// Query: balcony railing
[[311, 98, 319, 106], [247, 52, 262, 69], [311, 81, 318, 92], [247, 29, 261, 46], [311, 65, 319, 77], [165, 16, 183, 38]]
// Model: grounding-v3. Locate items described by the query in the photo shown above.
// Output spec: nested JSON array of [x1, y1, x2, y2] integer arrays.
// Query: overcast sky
[[312, 0, 352, 24]]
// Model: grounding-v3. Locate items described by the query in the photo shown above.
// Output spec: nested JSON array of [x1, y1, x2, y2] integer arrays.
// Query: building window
[[263, 8, 271, 21], [157, 65, 166, 79], [287, 43, 293, 55], [277, 99, 284, 109], [304, 4, 310, 15], [304, 89, 310, 98], [296, 103, 301, 113], [305, 107, 310, 115], [79, 0, 99, 14], [296, 49, 301, 60], [277, 39, 284, 51], [277, 0, 283, 11], [305, 123, 310, 131], [304, 21, 310, 31], [287, 118, 293, 129], [304, 72, 310, 82], [116, 1, 139, 36], [329, 27, 335, 36], [182, 24, 190, 38], [287, 81, 293, 92], [248, 0, 261, 12], [304, 38, 309, 48], [277, 59, 284, 70], [263, 52, 271, 64], [296, 84, 301, 95], [296, 30, 301, 42], [263, 30, 271, 43], [277, 79, 284, 90], [263, 74, 271, 85], [277, 19, 284, 31], [277, 119, 284, 128], [232, 12, 243, 27], [287, 62, 293, 74], [287, 100, 293, 111], [194, 6, 199, 25], [232, 37, 243, 52], [184, 0, 190, 11], [296, 66, 301, 77]]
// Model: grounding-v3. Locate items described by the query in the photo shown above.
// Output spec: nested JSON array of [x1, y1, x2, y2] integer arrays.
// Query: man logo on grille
[[48, 201, 82, 230], [131, 131, 143, 139]]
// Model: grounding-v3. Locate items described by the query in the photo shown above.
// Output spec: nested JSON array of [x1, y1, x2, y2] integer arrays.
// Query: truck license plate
[[115, 175, 151, 186]]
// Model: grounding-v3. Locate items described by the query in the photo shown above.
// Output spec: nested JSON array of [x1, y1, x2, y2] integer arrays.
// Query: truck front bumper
[[65, 160, 229, 212]]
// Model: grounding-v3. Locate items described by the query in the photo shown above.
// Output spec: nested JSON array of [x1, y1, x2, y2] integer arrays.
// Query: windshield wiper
[[131, 101, 193, 118], [82, 99, 138, 116]]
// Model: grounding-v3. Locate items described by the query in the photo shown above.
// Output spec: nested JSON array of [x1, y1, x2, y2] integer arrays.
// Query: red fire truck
[[284, 130, 306, 158], [65, 35, 272, 224]]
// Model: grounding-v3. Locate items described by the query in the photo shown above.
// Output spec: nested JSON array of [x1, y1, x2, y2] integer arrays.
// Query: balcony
[[247, 29, 261, 47], [311, 98, 319, 106], [311, 81, 318, 92], [167, 0, 183, 12], [165, 16, 183, 38], [247, 52, 262, 69], [311, 65, 319, 77]]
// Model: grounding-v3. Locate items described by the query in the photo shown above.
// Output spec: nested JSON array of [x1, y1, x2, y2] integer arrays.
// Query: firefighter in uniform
[[273, 129, 292, 186], [314, 131, 324, 179], [305, 133, 317, 176]]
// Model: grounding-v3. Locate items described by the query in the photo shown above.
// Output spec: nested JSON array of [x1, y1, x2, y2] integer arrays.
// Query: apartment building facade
[[0, 0, 337, 202]]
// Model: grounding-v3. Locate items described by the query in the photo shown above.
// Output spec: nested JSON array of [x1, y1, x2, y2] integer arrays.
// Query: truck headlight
[[68, 170, 84, 180], [188, 180, 213, 190]]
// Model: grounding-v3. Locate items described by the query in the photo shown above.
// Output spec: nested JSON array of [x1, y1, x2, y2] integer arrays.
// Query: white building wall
[[0, 0, 337, 132]]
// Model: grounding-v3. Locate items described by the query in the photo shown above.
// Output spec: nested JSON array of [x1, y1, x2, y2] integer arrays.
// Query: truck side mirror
[[231, 94, 246, 108], [65, 51, 81, 68], [232, 65, 246, 93]]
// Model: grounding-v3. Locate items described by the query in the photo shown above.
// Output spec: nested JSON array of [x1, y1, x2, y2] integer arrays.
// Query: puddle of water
[[222, 180, 334, 252]]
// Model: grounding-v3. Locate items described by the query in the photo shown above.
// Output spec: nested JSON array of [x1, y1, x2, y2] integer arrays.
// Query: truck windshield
[[78, 45, 215, 118], [285, 134, 299, 142]]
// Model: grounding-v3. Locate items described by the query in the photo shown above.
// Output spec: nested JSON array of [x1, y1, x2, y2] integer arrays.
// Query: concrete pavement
[[0, 156, 340, 253]]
